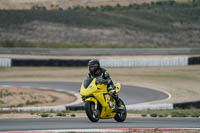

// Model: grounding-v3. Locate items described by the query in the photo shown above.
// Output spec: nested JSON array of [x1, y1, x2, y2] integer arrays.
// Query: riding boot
[[113, 95, 121, 107], [108, 86, 122, 111], [112, 94, 124, 112]]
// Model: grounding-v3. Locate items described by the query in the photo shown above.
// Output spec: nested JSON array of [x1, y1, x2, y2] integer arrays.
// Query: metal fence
[[0, 58, 11, 67], [99, 57, 188, 67]]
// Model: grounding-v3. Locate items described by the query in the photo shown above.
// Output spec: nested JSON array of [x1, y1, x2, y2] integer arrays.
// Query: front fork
[[95, 103, 98, 110]]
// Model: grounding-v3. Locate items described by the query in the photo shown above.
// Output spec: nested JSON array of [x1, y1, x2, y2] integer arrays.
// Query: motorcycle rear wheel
[[85, 101, 100, 122], [114, 98, 127, 122]]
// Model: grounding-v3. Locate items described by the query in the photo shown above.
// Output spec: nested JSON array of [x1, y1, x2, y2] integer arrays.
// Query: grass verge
[[0, 108, 200, 118], [0, 40, 154, 48], [128, 108, 200, 117], [0, 110, 84, 118]]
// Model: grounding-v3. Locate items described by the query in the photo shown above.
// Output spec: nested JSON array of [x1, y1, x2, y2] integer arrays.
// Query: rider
[[88, 59, 121, 110]]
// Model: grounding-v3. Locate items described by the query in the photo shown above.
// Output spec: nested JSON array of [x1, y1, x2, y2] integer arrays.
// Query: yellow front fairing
[[80, 78, 121, 119], [80, 78, 98, 97]]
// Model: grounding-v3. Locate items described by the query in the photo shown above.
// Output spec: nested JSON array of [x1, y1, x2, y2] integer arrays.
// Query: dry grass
[[0, 86, 76, 107], [0, 65, 200, 104]]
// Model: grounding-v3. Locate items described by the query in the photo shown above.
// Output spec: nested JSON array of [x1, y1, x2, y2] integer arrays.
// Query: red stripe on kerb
[[109, 128, 198, 131], [0, 131, 51, 133]]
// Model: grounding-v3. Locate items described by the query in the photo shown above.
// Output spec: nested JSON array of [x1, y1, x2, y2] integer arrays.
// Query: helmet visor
[[89, 66, 95, 73]]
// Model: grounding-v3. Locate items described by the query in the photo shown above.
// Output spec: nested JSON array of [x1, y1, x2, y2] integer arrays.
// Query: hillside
[[0, 0, 192, 10], [0, 0, 200, 48]]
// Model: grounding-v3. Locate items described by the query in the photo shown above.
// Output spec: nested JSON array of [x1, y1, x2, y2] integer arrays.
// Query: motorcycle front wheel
[[114, 98, 127, 122], [85, 101, 100, 122]]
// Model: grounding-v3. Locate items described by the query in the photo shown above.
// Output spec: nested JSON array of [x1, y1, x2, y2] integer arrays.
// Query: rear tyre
[[114, 99, 127, 122], [85, 101, 100, 122]]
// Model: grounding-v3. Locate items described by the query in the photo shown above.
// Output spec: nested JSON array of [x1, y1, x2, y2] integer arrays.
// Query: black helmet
[[88, 59, 100, 74]]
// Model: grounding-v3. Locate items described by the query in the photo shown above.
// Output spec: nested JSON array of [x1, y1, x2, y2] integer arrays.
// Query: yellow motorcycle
[[80, 77, 127, 122]]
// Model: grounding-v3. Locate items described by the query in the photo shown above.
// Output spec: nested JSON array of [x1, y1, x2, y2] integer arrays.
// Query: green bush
[[16, 104, 25, 107], [73, 5, 82, 10], [191, 113, 200, 117], [40, 113, 49, 117], [158, 113, 168, 117], [0, 40, 34, 48], [26, 100, 42, 105], [56, 112, 66, 117], [0, 89, 13, 98], [150, 113, 157, 117], [171, 111, 187, 117], [141, 114, 147, 117], [31, 5, 47, 11], [0, 100, 5, 104], [70, 114, 76, 117], [30, 111, 36, 115], [101, 5, 113, 11]]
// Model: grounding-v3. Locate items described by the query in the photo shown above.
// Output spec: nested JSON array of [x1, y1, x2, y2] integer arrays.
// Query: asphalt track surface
[[1, 82, 199, 131], [0, 118, 200, 131]]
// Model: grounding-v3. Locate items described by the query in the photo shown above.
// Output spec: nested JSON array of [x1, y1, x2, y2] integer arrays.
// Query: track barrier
[[0, 56, 199, 67]]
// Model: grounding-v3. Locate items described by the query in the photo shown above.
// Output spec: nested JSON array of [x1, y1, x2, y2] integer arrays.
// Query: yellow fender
[[85, 97, 98, 105]]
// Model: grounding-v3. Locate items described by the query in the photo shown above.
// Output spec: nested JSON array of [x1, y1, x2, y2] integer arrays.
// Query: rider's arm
[[103, 71, 114, 86], [95, 71, 113, 85], [104, 71, 116, 94]]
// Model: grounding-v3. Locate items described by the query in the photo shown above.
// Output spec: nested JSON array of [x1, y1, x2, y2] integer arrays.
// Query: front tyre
[[85, 101, 100, 122], [114, 99, 127, 122]]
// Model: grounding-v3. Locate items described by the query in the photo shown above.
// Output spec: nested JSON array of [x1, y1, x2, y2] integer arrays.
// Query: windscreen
[[83, 78, 93, 88]]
